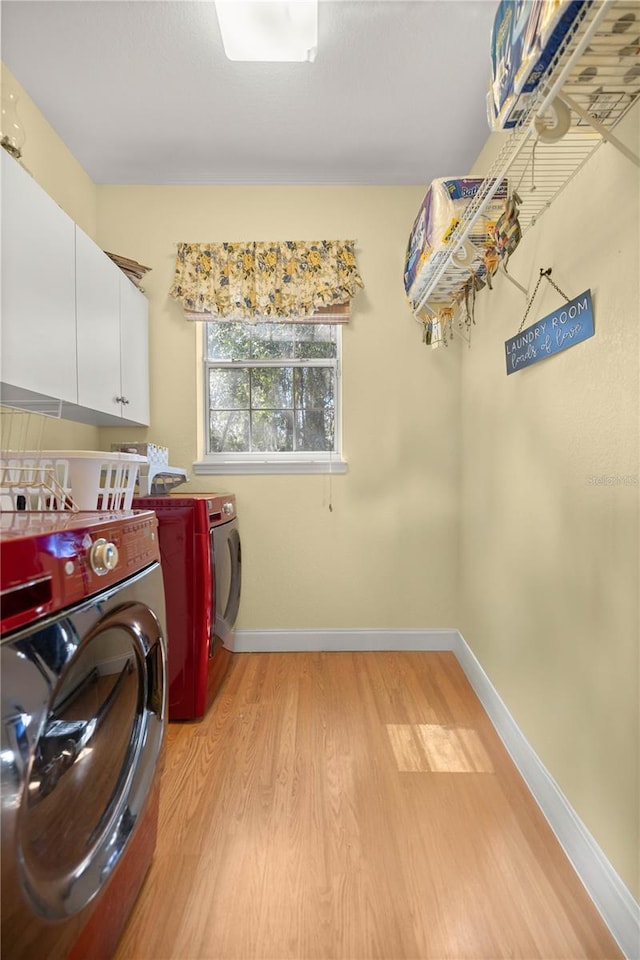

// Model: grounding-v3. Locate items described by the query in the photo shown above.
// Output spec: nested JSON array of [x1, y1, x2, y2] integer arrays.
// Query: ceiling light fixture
[[214, 1, 318, 62]]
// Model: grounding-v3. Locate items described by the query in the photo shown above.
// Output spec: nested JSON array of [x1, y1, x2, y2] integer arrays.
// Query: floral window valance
[[169, 240, 363, 323]]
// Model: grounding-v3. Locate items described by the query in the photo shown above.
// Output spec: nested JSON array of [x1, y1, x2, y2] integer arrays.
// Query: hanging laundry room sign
[[505, 289, 594, 375]]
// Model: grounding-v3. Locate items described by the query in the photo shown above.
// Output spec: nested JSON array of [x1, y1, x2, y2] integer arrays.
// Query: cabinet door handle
[[122, 397, 130, 405], [115, 396, 124, 403]]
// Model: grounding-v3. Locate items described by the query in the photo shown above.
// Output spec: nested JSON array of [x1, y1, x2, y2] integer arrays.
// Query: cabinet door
[[119, 277, 149, 426], [1, 152, 77, 403], [76, 226, 122, 416]]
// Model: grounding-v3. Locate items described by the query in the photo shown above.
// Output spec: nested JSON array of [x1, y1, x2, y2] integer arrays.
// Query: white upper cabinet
[[76, 225, 122, 416], [1, 152, 150, 427], [1, 151, 78, 403], [76, 232, 150, 425]]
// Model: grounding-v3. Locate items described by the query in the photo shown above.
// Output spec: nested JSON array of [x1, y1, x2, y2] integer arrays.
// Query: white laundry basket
[[0, 450, 147, 511]]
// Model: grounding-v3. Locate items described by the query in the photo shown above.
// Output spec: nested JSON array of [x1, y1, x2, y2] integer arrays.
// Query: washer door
[[1, 580, 165, 931]]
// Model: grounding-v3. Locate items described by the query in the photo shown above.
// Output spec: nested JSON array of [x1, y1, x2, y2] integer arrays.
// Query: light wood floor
[[114, 651, 623, 960]]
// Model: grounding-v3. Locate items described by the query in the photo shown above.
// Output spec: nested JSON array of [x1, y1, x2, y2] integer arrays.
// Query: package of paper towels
[[404, 177, 508, 303]]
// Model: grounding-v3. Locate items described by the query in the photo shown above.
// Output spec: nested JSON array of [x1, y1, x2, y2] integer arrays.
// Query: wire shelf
[[409, 0, 640, 320]]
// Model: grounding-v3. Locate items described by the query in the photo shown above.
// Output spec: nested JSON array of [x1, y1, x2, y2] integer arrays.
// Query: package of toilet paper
[[404, 177, 508, 300], [488, 0, 586, 130]]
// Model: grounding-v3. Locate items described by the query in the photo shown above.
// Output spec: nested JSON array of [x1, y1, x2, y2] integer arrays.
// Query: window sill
[[193, 458, 348, 476]]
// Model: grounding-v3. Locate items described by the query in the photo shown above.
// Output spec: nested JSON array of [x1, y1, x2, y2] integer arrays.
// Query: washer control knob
[[90, 538, 119, 576], [222, 501, 234, 516]]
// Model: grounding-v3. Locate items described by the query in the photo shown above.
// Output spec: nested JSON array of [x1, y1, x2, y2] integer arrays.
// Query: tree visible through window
[[204, 322, 340, 457]]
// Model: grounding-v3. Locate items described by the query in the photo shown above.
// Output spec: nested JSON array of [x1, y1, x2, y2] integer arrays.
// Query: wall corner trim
[[230, 627, 639, 957]]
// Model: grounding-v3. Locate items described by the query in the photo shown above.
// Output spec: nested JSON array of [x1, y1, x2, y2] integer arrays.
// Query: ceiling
[[1, 1, 497, 186]]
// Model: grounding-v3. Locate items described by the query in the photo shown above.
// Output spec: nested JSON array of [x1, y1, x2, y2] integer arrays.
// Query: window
[[195, 321, 346, 475]]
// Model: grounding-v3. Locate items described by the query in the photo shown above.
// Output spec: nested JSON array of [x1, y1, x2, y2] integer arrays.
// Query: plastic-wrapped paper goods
[[488, 0, 586, 130], [404, 177, 508, 307]]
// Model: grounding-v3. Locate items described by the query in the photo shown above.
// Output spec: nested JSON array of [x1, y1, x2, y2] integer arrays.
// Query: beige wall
[[1, 65, 100, 450], [1, 65, 97, 237], [95, 185, 462, 630], [459, 105, 639, 897]]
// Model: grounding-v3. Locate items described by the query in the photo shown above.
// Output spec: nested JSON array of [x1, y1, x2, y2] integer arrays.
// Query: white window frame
[[193, 322, 347, 476]]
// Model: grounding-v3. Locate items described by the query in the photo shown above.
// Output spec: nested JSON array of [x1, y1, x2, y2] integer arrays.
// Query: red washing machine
[[0, 510, 167, 960], [131, 494, 241, 721]]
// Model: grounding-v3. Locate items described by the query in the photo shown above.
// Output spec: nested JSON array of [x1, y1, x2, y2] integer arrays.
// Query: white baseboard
[[230, 627, 639, 958], [231, 627, 459, 653]]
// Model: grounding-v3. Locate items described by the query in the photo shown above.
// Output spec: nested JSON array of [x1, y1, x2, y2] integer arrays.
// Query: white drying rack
[[0, 402, 77, 511], [0, 405, 147, 513]]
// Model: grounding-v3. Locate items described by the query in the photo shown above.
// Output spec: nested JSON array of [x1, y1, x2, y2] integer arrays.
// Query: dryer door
[[1, 564, 166, 959], [210, 517, 242, 650]]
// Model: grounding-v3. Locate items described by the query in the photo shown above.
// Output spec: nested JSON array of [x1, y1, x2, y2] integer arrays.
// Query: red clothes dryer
[[131, 494, 241, 721]]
